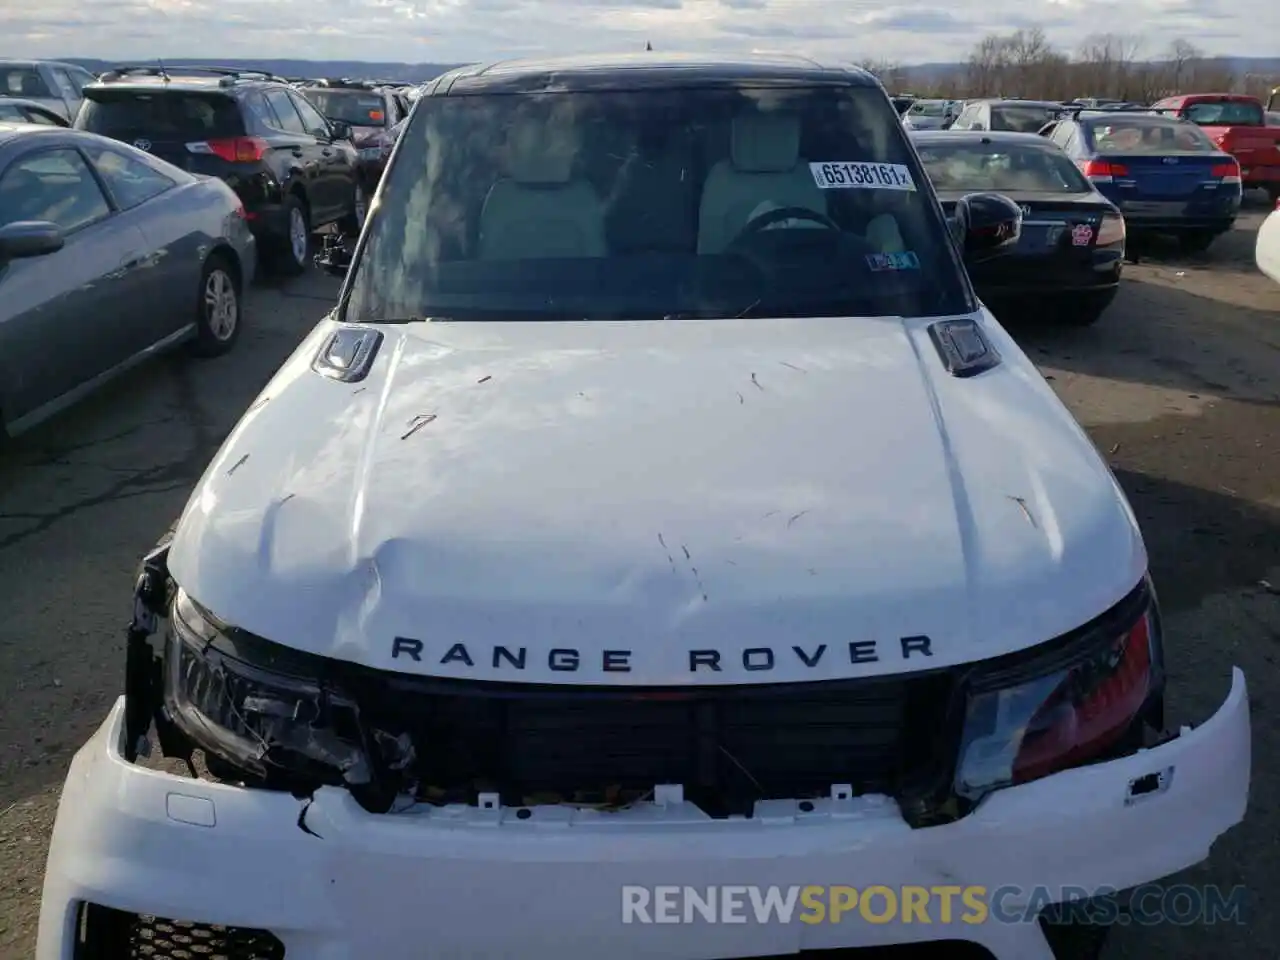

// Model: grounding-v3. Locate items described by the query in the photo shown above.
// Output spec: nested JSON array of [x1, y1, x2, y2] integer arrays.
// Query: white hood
[[168, 312, 1146, 685]]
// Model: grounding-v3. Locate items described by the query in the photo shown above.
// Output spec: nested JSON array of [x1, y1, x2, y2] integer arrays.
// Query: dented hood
[[168, 312, 1146, 685]]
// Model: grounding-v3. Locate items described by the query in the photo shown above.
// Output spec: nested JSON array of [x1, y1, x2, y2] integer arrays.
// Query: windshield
[[1182, 100, 1264, 126], [909, 100, 948, 117], [301, 89, 387, 127], [344, 86, 968, 323], [916, 140, 1092, 194], [990, 105, 1059, 133], [1087, 119, 1217, 154]]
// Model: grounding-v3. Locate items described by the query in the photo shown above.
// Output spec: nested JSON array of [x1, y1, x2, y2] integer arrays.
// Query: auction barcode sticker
[[810, 161, 916, 191]]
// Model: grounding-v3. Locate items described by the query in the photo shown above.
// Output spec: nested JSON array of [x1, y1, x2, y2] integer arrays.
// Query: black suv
[[293, 79, 409, 192], [74, 65, 361, 274]]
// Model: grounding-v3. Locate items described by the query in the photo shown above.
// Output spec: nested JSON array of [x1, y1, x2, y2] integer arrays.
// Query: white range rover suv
[[39, 54, 1249, 960]]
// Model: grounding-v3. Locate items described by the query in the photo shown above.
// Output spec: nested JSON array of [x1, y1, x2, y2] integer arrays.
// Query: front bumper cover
[[38, 669, 1249, 960]]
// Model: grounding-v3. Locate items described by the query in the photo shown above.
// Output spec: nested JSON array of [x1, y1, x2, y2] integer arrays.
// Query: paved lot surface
[[1, 206, 1278, 958]]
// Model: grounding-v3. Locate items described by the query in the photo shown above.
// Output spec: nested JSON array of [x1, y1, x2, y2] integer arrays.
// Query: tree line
[[858, 30, 1277, 104]]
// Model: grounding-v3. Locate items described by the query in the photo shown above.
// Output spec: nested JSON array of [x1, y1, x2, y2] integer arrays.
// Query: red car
[[1151, 93, 1280, 202]]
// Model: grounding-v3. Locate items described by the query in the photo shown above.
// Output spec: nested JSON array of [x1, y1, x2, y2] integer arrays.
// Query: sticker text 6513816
[[810, 161, 916, 192]]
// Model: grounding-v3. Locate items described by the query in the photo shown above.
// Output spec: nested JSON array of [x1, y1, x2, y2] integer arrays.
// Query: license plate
[[1122, 201, 1184, 215]]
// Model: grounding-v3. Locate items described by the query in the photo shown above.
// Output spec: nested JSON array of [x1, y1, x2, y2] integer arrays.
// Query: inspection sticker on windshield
[[810, 161, 916, 191], [866, 251, 920, 272]]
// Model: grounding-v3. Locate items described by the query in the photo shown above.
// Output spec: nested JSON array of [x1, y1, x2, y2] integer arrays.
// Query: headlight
[[955, 585, 1163, 801], [165, 588, 370, 787]]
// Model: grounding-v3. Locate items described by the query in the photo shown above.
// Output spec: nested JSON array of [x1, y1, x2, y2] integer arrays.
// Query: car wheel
[[341, 182, 368, 237], [270, 196, 311, 276], [1177, 230, 1215, 255], [1041, 919, 1111, 960], [1060, 291, 1115, 327], [190, 254, 242, 357]]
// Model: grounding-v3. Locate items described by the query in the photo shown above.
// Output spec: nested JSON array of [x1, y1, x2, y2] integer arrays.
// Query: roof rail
[[99, 64, 287, 85]]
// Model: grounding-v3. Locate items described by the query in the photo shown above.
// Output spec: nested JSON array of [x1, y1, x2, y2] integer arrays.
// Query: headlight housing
[[955, 582, 1164, 801], [164, 588, 370, 788]]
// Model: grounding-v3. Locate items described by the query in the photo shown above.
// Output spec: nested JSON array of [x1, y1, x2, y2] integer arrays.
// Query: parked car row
[[893, 91, 1280, 204], [0, 59, 432, 445], [900, 104, 1252, 324]]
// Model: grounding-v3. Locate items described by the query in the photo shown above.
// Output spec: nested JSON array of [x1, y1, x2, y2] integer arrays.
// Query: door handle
[[322, 148, 333, 157], [120, 253, 145, 270], [291, 147, 304, 158]]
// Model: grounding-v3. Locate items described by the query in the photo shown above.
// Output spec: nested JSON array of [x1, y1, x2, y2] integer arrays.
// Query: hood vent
[[927, 318, 1001, 378], [312, 326, 383, 383]]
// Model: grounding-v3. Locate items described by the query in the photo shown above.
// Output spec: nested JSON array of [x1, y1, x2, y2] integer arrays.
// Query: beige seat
[[477, 118, 607, 260], [697, 113, 829, 254]]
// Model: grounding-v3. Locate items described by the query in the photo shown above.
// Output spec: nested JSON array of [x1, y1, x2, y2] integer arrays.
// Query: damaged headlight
[[165, 588, 370, 788], [955, 584, 1164, 801]]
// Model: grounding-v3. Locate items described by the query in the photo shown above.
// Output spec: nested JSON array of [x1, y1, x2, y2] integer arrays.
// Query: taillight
[[1096, 212, 1126, 246], [955, 599, 1161, 800], [1211, 160, 1241, 184], [186, 136, 269, 162], [1080, 159, 1129, 182]]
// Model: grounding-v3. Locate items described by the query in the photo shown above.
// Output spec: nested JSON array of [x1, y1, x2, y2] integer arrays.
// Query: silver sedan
[[0, 123, 255, 438]]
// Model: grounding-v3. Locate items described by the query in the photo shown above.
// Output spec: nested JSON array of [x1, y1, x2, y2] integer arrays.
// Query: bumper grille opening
[[353, 670, 959, 819], [75, 903, 285, 960]]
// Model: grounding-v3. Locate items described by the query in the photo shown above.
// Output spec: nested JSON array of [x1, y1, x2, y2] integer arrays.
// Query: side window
[[2, 67, 51, 98], [952, 106, 974, 129], [86, 147, 177, 210], [50, 69, 79, 100], [289, 93, 331, 138], [243, 92, 279, 133], [0, 148, 110, 231], [70, 68, 97, 93], [1039, 121, 1059, 139], [263, 89, 306, 134]]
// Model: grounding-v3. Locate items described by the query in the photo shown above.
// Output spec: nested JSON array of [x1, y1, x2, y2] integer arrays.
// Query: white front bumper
[[39, 671, 1250, 960]]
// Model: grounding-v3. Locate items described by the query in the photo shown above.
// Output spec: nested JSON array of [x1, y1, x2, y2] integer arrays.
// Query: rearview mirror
[[952, 193, 1021, 264], [0, 220, 64, 261], [330, 120, 352, 141]]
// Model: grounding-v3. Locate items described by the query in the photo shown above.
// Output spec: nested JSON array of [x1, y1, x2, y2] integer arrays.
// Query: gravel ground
[[0, 203, 1278, 959]]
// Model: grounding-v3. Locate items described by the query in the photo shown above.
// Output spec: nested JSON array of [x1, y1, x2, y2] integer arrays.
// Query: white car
[[39, 54, 1250, 960], [1257, 198, 1280, 283]]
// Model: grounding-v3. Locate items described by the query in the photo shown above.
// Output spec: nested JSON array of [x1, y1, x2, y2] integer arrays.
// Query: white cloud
[[0, 0, 1275, 65]]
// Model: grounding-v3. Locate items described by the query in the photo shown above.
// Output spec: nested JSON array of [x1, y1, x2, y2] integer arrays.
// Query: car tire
[[190, 253, 242, 357], [341, 181, 368, 238], [1060, 290, 1116, 327], [1177, 230, 1215, 255], [270, 195, 311, 276], [1041, 919, 1111, 960]]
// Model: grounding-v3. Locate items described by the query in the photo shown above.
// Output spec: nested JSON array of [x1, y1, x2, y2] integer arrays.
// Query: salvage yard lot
[[1, 208, 1278, 959]]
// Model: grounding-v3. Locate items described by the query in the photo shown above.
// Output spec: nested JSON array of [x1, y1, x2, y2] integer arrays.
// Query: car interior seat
[[696, 112, 828, 254], [477, 117, 607, 260]]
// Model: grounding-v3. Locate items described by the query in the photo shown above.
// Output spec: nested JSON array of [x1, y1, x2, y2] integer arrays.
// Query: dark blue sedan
[[1038, 111, 1242, 253]]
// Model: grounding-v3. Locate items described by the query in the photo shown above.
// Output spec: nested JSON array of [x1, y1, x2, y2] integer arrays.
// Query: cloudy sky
[[3, 0, 1276, 65]]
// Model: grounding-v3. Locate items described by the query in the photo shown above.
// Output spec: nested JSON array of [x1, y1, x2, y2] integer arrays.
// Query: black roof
[[425, 53, 879, 96], [967, 99, 1062, 109], [910, 130, 1061, 148], [86, 65, 289, 92], [1072, 110, 1176, 123]]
